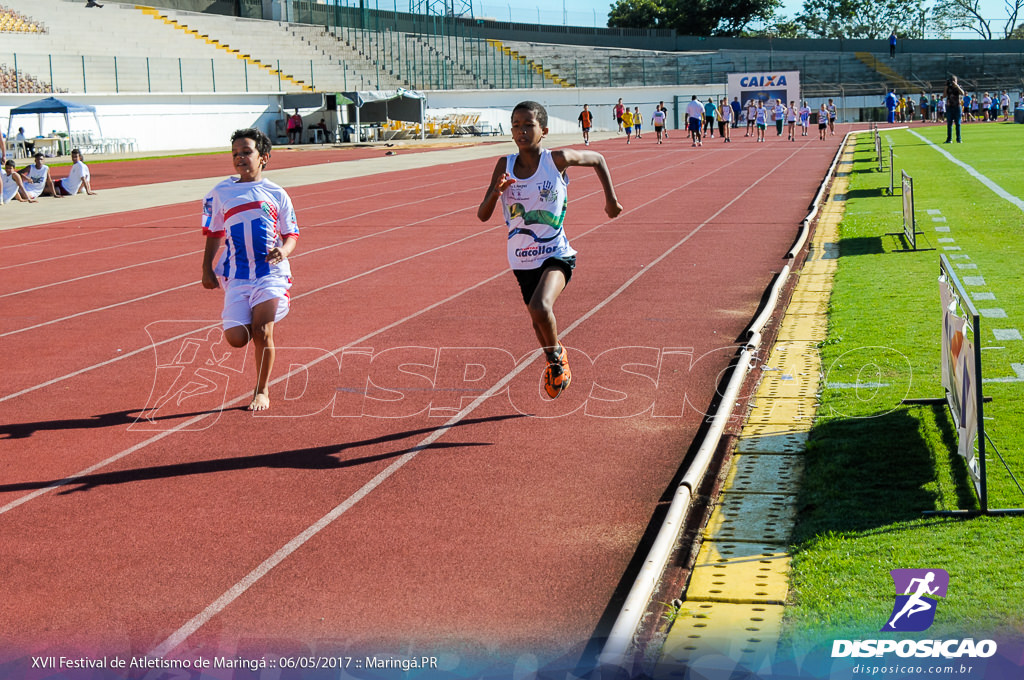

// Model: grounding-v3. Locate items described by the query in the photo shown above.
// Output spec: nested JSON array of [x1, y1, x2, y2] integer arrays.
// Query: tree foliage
[[608, 0, 668, 28], [930, 0, 1024, 39], [608, 0, 781, 36], [795, 0, 926, 39]]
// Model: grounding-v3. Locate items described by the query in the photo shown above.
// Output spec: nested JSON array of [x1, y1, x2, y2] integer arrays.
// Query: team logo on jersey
[[538, 180, 555, 202]]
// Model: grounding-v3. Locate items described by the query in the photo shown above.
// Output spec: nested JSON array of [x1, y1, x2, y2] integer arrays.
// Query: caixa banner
[[727, 71, 801, 110]]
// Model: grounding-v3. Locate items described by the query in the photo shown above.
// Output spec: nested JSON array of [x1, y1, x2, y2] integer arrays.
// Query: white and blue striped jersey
[[202, 178, 298, 280]]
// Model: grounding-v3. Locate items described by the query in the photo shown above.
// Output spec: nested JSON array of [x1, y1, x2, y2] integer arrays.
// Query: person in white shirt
[[201, 128, 299, 411], [21, 153, 59, 199], [772, 99, 786, 137], [54, 149, 97, 196], [15, 127, 35, 156], [799, 101, 812, 136], [685, 95, 705, 147], [2, 159, 36, 203]]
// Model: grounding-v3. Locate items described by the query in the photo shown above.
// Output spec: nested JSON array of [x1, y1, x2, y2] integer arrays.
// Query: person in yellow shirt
[[621, 108, 635, 145]]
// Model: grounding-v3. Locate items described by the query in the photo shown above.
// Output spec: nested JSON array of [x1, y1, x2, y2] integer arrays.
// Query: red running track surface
[[0, 131, 845, 678]]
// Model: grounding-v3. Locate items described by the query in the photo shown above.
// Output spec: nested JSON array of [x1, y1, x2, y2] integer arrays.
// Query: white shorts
[[222, 274, 292, 330], [24, 185, 44, 200]]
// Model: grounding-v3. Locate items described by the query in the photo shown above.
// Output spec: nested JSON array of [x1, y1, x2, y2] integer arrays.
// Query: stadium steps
[[147, 8, 407, 92], [398, 32, 497, 90], [136, 7, 314, 92], [0, 0, 283, 92], [486, 39, 572, 88], [854, 51, 918, 92]]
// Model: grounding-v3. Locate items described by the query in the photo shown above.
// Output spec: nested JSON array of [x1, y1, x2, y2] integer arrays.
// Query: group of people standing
[[587, 96, 837, 148], [882, 77, 1018, 144], [596, 98, 674, 145]]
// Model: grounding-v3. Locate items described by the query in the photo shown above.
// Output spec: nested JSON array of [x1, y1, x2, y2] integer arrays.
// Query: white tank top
[[501, 148, 575, 270]]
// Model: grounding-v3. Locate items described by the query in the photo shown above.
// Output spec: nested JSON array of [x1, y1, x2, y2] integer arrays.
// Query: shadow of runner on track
[[0, 407, 244, 440], [0, 414, 524, 495]]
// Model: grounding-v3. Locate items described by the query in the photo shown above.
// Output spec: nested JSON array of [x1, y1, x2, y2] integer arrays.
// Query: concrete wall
[[425, 85, 727, 135], [0, 92, 292, 154], [3, 86, 965, 155]]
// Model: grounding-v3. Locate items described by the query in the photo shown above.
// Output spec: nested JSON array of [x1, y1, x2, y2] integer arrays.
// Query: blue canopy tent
[[6, 96, 103, 148]]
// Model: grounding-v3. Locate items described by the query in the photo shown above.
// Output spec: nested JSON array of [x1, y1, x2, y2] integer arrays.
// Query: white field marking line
[[0, 162, 643, 398], [148, 145, 798, 658], [0, 152, 663, 342], [0, 148, 746, 505], [1, 187, 482, 302], [0, 250, 202, 299], [0, 194, 486, 336], [10, 226, 118, 249], [0, 167, 466, 269], [1, 230, 190, 271], [0, 222, 498, 402], [0, 324, 218, 405], [5, 200, 193, 249], [907, 129, 1024, 212], [0, 282, 198, 340], [0, 148, 749, 404], [0, 269, 509, 518]]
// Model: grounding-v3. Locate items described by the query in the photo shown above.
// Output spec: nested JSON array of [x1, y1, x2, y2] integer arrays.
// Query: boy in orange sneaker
[[477, 101, 622, 398]]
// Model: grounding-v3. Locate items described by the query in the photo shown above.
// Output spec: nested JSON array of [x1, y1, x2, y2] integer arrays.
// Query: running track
[[0, 130, 844, 678]]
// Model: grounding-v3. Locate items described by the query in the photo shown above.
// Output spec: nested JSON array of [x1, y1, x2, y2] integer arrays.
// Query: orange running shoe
[[543, 347, 571, 399]]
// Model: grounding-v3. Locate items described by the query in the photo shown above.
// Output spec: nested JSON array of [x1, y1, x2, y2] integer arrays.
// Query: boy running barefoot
[[478, 101, 622, 399], [201, 128, 299, 411]]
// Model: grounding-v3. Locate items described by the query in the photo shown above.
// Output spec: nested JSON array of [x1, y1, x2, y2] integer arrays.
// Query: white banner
[[726, 71, 801, 110], [940, 277, 981, 492]]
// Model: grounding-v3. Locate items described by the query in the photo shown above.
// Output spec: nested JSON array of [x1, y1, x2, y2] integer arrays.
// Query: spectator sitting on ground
[[20, 152, 59, 199], [3, 159, 36, 203], [49, 148, 97, 196]]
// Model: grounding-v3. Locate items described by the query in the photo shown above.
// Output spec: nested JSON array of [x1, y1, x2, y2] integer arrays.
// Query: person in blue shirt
[[884, 90, 898, 124]]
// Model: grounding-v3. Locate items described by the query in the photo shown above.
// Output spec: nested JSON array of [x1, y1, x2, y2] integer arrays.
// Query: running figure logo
[[131, 322, 246, 431], [882, 569, 949, 632]]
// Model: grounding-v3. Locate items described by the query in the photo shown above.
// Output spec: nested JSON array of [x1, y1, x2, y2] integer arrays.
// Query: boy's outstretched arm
[[201, 235, 224, 289], [553, 149, 623, 218], [478, 158, 514, 222]]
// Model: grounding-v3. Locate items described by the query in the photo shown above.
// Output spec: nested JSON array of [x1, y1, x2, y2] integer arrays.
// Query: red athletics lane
[[0, 131, 846, 678], [39, 142, 490, 190]]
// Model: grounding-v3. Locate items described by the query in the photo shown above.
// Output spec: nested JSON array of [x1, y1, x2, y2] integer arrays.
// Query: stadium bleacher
[[0, 0, 1020, 107]]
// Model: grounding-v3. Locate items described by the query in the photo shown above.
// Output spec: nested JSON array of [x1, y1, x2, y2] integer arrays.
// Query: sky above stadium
[[470, 0, 1014, 37]]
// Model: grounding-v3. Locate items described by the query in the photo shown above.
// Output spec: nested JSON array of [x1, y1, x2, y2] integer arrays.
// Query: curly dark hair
[[230, 128, 272, 157], [512, 100, 547, 128]]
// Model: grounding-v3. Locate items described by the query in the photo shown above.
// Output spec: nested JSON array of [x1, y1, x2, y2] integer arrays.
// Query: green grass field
[[782, 121, 1024, 647]]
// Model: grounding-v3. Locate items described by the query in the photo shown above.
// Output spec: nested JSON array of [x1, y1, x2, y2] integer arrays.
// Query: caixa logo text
[[739, 75, 789, 87]]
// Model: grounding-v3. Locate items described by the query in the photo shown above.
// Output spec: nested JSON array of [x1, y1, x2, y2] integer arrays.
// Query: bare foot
[[248, 391, 270, 411]]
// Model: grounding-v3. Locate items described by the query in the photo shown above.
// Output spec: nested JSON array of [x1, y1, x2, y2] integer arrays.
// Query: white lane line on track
[[0, 147, 749, 501], [147, 143, 805, 657], [907, 129, 1024, 212], [0, 154, 657, 398], [0, 231, 190, 272], [0, 250, 201, 300], [10, 226, 119, 249]]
